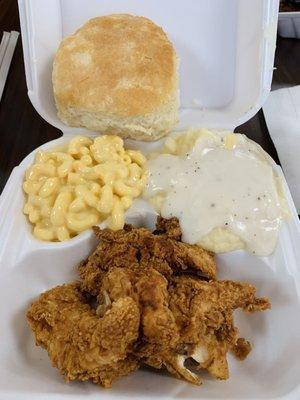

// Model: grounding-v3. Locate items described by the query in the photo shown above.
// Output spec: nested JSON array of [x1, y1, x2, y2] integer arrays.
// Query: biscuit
[[53, 14, 179, 141]]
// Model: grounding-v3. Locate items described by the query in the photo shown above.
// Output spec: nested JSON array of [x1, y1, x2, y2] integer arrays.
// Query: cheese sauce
[[143, 131, 285, 256]]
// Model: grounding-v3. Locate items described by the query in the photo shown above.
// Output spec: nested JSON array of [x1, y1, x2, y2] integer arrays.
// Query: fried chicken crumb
[[154, 216, 182, 240], [232, 338, 252, 361]]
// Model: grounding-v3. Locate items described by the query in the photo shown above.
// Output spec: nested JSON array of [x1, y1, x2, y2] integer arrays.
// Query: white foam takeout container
[[1, 0, 300, 399]]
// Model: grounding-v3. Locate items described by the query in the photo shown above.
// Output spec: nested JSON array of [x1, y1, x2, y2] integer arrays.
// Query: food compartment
[[2, 135, 162, 255], [1, 138, 300, 399], [1, 235, 300, 399], [18, 0, 277, 131]]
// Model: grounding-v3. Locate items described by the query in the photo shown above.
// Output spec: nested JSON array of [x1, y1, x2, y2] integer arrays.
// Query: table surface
[[1, 0, 300, 194]]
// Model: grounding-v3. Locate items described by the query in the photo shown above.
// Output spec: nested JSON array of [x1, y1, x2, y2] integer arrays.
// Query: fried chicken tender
[[27, 218, 271, 388], [98, 266, 180, 366], [165, 277, 271, 383], [95, 268, 270, 386], [79, 220, 216, 296], [100, 267, 178, 343], [27, 282, 140, 387], [97, 266, 184, 382]]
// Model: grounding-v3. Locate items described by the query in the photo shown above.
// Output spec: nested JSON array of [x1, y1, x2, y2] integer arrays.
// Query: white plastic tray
[[1, 0, 300, 399]]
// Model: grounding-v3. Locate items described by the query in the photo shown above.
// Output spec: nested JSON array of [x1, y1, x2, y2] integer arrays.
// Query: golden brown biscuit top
[[53, 14, 177, 117]]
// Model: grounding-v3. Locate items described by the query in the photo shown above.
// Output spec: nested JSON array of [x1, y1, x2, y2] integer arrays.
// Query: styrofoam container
[[278, 11, 300, 38], [1, 0, 300, 399]]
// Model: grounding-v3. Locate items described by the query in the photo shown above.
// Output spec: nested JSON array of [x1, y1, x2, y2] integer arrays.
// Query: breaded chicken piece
[[79, 221, 216, 296], [95, 268, 270, 386], [98, 266, 180, 360], [27, 218, 271, 388], [97, 265, 183, 379], [165, 277, 271, 383], [27, 283, 140, 387]]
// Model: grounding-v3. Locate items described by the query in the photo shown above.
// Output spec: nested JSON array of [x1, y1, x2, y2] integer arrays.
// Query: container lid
[[18, 0, 279, 135]]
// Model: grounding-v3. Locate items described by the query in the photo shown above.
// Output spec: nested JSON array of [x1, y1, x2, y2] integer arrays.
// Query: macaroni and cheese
[[23, 135, 147, 241]]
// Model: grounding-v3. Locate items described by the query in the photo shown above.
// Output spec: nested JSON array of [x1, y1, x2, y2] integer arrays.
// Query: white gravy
[[143, 132, 284, 256]]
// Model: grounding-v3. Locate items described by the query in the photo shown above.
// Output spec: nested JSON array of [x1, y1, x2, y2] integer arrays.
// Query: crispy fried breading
[[154, 216, 182, 240], [27, 282, 140, 387], [99, 266, 180, 361], [27, 218, 271, 388], [166, 277, 270, 382], [232, 338, 252, 360], [79, 223, 216, 296], [95, 270, 270, 386]]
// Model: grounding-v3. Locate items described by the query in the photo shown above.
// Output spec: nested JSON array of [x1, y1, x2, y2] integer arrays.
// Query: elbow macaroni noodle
[[23, 135, 147, 241]]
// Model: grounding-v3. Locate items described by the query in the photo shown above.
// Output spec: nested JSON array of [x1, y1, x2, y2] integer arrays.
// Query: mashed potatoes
[[198, 227, 245, 253], [143, 129, 288, 256]]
